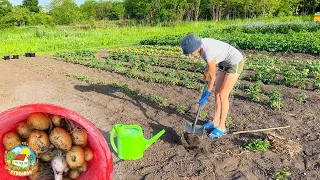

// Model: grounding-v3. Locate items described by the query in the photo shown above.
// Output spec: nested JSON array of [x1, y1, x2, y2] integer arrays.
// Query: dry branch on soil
[[267, 132, 302, 157]]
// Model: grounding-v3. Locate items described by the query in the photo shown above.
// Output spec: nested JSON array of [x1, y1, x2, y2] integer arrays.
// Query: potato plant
[[268, 88, 282, 110], [295, 93, 307, 103], [245, 83, 262, 102]]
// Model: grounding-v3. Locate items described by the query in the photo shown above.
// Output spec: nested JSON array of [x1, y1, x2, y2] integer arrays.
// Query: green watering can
[[110, 124, 166, 160]]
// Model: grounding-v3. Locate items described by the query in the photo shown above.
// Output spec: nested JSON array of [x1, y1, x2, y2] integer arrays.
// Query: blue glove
[[199, 91, 211, 106]]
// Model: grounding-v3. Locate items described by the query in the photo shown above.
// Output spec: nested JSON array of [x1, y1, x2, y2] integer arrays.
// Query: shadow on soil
[[75, 84, 190, 146], [98, 127, 123, 166], [98, 128, 115, 153]]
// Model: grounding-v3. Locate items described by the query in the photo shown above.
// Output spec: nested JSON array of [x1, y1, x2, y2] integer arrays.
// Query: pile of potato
[[2, 112, 94, 180]]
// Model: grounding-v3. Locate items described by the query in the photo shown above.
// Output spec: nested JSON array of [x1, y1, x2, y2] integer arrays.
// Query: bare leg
[[216, 73, 240, 131], [211, 71, 226, 127]]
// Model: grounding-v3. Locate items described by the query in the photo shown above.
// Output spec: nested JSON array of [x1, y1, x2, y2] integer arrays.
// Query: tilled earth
[[0, 50, 319, 180]]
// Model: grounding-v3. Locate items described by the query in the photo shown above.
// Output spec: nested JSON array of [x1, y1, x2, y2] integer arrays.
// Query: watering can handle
[[110, 127, 118, 153], [123, 125, 143, 132]]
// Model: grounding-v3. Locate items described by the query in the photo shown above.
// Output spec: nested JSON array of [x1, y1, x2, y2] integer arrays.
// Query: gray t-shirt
[[200, 38, 243, 67]]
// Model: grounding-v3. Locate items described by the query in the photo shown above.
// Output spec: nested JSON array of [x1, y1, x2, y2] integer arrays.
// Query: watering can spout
[[145, 129, 166, 149]]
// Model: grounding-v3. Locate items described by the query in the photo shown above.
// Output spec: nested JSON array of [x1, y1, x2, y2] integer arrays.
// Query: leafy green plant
[[243, 139, 271, 152], [66, 73, 97, 84], [147, 93, 162, 102], [109, 61, 124, 72], [268, 88, 282, 110], [245, 83, 262, 102], [226, 116, 235, 128], [182, 79, 196, 89], [234, 82, 242, 89], [176, 105, 186, 114], [198, 84, 205, 93], [305, 61, 320, 79], [124, 67, 140, 78], [160, 98, 169, 107], [295, 93, 307, 102], [199, 110, 208, 119], [111, 83, 141, 95], [224, 21, 320, 34], [111, 82, 120, 88], [314, 80, 320, 89], [147, 93, 168, 107], [282, 67, 308, 89], [274, 169, 291, 180]]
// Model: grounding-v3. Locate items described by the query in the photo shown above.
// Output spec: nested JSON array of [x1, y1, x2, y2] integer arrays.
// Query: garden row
[[56, 51, 205, 91], [55, 50, 319, 113], [223, 21, 320, 34], [110, 49, 320, 90], [108, 45, 183, 57], [56, 50, 320, 91], [140, 30, 320, 54], [244, 54, 320, 90]]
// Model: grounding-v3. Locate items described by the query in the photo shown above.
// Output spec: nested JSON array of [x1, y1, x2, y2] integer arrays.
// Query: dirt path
[[0, 52, 319, 180]]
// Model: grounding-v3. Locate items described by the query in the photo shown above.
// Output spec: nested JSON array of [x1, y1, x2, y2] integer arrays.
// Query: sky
[[8, 0, 86, 7]]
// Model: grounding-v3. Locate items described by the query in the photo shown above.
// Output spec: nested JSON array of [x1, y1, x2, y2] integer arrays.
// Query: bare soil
[[0, 50, 319, 180]]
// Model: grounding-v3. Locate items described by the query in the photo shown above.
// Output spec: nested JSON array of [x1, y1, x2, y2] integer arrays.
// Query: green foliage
[[22, 0, 39, 13], [274, 169, 291, 180], [282, 68, 309, 89], [66, 73, 97, 84], [109, 2, 125, 20], [244, 139, 271, 152], [0, 0, 12, 18], [124, 0, 188, 24], [176, 105, 186, 114], [245, 83, 262, 102], [224, 21, 320, 34], [314, 80, 320, 89], [110, 82, 141, 95], [295, 93, 307, 102], [80, 0, 98, 20], [268, 88, 282, 110], [49, 0, 80, 25], [5, 151, 16, 161], [304, 61, 320, 78], [7, 6, 30, 26], [147, 93, 169, 107], [0, 0, 319, 28], [199, 110, 208, 119], [140, 34, 184, 46], [56, 50, 96, 64], [141, 29, 320, 55], [226, 116, 235, 128]]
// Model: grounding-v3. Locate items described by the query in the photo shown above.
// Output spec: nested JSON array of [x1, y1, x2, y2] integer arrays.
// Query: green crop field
[[0, 15, 312, 56]]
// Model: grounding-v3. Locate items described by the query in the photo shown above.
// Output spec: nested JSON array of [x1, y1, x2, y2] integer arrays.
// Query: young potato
[[66, 146, 85, 169], [51, 114, 67, 127], [16, 121, 32, 139], [40, 151, 55, 162], [68, 169, 80, 179], [84, 147, 93, 161], [71, 129, 88, 147], [28, 130, 50, 154], [49, 127, 72, 151], [78, 161, 88, 172], [27, 112, 51, 130], [2, 132, 21, 150]]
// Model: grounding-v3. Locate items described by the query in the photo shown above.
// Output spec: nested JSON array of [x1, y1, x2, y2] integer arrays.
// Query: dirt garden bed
[[0, 49, 319, 179]]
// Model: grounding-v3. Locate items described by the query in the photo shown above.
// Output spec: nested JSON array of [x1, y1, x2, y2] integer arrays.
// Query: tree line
[[0, 0, 319, 27]]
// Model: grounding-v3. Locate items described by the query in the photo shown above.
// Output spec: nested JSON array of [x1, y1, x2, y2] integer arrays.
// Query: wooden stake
[[231, 125, 290, 135]]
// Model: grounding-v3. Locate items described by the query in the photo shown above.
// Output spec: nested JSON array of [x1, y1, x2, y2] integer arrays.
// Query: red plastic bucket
[[0, 104, 113, 180]]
